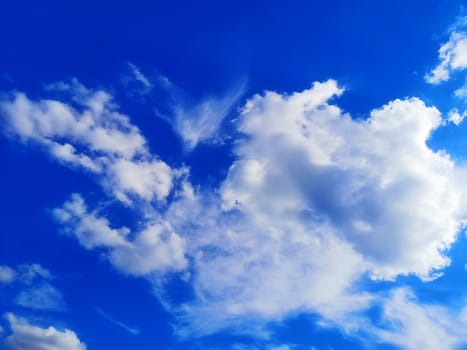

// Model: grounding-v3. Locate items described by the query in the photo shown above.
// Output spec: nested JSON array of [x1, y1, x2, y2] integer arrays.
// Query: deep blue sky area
[[1, 1, 467, 350]]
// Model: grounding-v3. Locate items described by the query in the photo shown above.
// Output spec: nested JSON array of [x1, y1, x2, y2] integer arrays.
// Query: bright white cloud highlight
[[0, 80, 174, 204], [53, 194, 187, 276], [3, 313, 86, 350]]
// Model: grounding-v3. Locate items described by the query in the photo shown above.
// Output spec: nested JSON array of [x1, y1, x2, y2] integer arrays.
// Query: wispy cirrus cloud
[[95, 307, 141, 335], [151, 73, 247, 150]]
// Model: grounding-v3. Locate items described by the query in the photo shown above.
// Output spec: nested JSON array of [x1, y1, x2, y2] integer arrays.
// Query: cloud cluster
[[160, 80, 467, 339], [0, 80, 173, 204], [3, 75, 467, 349], [3, 313, 86, 350]]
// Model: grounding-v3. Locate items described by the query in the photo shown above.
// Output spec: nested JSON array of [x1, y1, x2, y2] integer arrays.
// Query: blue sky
[[1, 1, 467, 349]]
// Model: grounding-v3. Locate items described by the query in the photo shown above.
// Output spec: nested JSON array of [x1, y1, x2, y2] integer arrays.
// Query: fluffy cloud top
[[3, 314, 86, 350], [0, 80, 174, 204]]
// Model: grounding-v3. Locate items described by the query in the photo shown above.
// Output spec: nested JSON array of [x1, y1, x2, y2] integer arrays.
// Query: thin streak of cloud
[[95, 307, 141, 335]]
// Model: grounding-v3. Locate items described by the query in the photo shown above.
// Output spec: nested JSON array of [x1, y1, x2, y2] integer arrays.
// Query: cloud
[[0, 264, 65, 312], [426, 18, 467, 84], [0, 265, 15, 284], [371, 288, 467, 350], [169, 82, 247, 150], [0, 80, 174, 204], [154, 77, 247, 150], [220, 80, 461, 281], [125, 62, 153, 93], [0, 263, 53, 285], [43, 80, 467, 341], [16, 264, 52, 284], [151, 80, 467, 339], [53, 194, 187, 276], [6, 75, 467, 347], [2, 313, 86, 350], [447, 108, 467, 125], [15, 283, 67, 312], [95, 307, 141, 335]]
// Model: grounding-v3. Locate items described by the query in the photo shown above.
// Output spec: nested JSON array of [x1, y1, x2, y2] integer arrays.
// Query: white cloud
[[156, 78, 246, 150], [371, 288, 467, 350], [16, 264, 52, 284], [95, 307, 140, 335], [3, 313, 86, 350], [426, 19, 467, 84], [0, 265, 15, 284], [106, 158, 173, 203], [151, 80, 467, 338], [447, 108, 467, 125], [7, 76, 467, 346], [160, 191, 370, 337], [220, 80, 462, 281], [454, 81, 467, 101], [53, 194, 187, 276], [0, 80, 174, 204], [0, 263, 53, 285], [0, 264, 65, 312], [15, 283, 67, 312], [126, 62, 153, 92]]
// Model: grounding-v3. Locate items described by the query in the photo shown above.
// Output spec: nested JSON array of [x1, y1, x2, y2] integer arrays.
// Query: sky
[[1, 1, 467, 349]]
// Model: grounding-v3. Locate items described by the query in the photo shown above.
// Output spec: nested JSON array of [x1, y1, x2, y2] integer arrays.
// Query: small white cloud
[[125, 62, 153, 93], [53, 193, 129, 249], [447, 108, 467, 125], [15, 283, 67, 312], [106, 158, 173, 204], [156, 78, 247, 150], [426, 19, 467, 84], [455, 81, 467, 101], [371, 288, 467, 350], [53, 194, 187, 276], [3, 313, 86, 350], [0, 265, 15, 284], [16, 264, 52, 284]]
